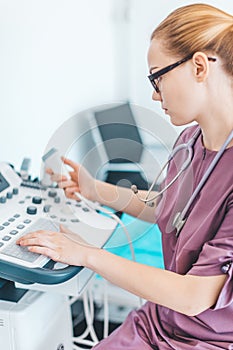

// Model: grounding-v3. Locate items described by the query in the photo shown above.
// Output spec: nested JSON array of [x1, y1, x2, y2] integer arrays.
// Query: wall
[[1, 0, 232, 175], [0, 0, 124, 175]]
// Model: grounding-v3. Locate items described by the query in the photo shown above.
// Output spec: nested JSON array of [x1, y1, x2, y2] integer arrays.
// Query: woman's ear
[[192, 52, 209, 82]]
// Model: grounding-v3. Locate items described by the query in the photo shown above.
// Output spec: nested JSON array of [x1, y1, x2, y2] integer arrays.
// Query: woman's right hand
[[47, 158, 97, 202]]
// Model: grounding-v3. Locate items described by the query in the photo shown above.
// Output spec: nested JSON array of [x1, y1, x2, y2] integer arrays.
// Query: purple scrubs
[[93, 126, 233, 349]]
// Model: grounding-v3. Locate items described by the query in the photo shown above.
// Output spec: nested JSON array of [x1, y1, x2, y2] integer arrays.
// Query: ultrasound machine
[[0, 103, 165, 349], [0, 160, 117, 350]]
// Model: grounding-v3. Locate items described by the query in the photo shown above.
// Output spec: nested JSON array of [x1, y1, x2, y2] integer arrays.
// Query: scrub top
[[93, 125, 233, 349]]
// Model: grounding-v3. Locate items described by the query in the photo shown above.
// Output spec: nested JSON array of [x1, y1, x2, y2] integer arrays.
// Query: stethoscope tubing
[[132, 127, 233, 236], [132, 127, 201, 205], [175, 128, 233, 232]]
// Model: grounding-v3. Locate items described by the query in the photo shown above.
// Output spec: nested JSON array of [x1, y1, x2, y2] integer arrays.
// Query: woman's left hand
[[16, 224, 96, 267]]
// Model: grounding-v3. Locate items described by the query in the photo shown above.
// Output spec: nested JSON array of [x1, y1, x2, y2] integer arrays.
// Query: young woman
[[18, 4, 233, 349]]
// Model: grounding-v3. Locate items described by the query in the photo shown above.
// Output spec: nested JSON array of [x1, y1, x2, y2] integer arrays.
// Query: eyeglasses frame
[[148, 53, 217, 93]]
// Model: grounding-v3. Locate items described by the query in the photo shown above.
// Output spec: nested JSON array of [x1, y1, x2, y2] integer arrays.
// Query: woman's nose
[[152, 90, 162, 101]]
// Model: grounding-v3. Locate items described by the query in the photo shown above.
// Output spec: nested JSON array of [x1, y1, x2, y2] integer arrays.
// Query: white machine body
[[0, 290, 73, 350]]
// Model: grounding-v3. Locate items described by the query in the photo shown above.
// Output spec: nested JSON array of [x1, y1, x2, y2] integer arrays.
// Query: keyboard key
[[8, 218, 15, 222], [2, 236, 11, 241], [3, 222, 10, 226], [10, 230, 18, 235], [17, 224, 25, 229], [82, 207, 90, 212], [71, 219, 80, 223], [13, 214, 20, 218]]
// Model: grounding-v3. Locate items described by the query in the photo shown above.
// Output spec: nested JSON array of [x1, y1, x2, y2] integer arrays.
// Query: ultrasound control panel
[[0, 162, 117, 270]]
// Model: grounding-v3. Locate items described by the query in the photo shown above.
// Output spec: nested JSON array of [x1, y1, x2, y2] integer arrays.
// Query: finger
[[27, 245, 60, 261], [18, 235, 60, 252], [16, 230, 45, 244], [46, 168, 53, 175], [18, 236, 44, 246], [57, 180, 76, 189], [51, 174, 68, 183], [46, 167, 69, 182], [17, 232, 52, 247], [64, 187, 81, 200], [17, 230, 55, 245], [62, 157, 79, 171]]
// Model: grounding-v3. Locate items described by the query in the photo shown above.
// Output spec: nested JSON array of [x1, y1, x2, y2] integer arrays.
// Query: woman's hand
[[16, 225, 97, 267], [47, 158, 97, 202]]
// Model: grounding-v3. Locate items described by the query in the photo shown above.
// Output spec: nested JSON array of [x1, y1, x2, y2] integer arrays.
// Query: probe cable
[[71, 191, 139, 348]]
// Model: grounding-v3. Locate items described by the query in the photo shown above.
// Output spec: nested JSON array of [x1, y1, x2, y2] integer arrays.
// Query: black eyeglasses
[[148, 54, 217, 93]]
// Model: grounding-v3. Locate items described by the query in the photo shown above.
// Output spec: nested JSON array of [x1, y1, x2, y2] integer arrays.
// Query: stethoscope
[[131, 127, 233, 237]]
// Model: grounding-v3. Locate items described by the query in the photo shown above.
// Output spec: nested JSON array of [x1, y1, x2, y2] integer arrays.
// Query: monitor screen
[[94, 103, 143, 164]]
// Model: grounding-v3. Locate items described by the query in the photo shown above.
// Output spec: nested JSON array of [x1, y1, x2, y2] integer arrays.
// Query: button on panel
[[26, 206, 37, 215], [13, 188, 19, 195], [71, 219, 79, 223], [0, 197, 6, 203], [3, 222, 10, 226], [10, 230, 18, 235], [48, 190, 57, 198], [17, 224, 25, 230], [8, 218, 15, 222], [43, 205, 51, 213], [6, 192, 13, 199], [32, 196, 42, 205], [2, 236, 11, 241]]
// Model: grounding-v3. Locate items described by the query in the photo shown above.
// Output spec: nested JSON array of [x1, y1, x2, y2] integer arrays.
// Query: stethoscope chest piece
[[173, 212, 186, 237]]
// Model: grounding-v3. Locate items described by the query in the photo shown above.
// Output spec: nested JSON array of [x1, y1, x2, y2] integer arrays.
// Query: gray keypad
[[1, 218, 59, 263]]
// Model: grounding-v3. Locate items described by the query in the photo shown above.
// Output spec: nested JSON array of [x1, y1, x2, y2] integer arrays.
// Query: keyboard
[[0, 217, 59, 268], [0, 162, 117, 271]]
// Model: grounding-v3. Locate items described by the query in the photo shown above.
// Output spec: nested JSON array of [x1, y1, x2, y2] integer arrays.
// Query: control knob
[[48, 189, 57, 198], [32, 196, 42, 204], [13, 187, 19, 195], [26, 206, 37, 215], [6, 192, 13, 199], [0, 196, 6, 203]]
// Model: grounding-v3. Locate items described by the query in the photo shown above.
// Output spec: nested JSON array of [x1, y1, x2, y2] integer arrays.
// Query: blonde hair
[[151, 3, 233, 76]]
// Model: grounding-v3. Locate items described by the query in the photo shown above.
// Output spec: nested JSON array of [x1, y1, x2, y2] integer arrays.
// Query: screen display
[[94, 103, 143, 164], [0, 173, 10, 193]]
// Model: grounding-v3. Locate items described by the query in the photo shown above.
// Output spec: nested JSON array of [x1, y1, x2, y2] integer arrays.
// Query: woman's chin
[[168, 113, 190, 127]]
